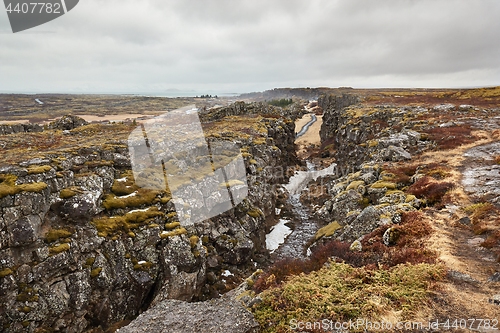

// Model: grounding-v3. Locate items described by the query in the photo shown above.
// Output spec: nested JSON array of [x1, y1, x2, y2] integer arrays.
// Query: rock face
[[116, 297, 259, 333], [0, 123, 43, 135], [0, 103, 298, 332]]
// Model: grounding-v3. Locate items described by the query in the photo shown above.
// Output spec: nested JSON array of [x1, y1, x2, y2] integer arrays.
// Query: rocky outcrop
[[0, 123, 43, 135], [319, 94, 429, 173], [310, 162, 421, 245], [0, 106, 298, 332], [200, 101, 303, 123], [116, 297, 259, 333], [49, 115, 88, 130]]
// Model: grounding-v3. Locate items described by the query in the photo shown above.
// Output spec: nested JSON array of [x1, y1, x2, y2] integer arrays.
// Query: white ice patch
[[128, 208, 149, 214], [275, 208, 281, 215], [116, 177, 127, 182], [221, 270, 233, 277], [284, 163, 337, 195], [119, 191, 138, 198], [266, 219, 292, 253], [137, 260, 147, 265]]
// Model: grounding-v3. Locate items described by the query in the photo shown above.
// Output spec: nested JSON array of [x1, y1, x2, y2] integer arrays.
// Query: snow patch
[[128, 208, 149, 214], [221, 270, 233, 277], [120, 191, 138, 198], [266, 219, 293, 253]]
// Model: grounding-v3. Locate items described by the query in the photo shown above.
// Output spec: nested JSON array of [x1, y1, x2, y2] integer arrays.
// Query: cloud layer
[[1, 0, 499, 94]]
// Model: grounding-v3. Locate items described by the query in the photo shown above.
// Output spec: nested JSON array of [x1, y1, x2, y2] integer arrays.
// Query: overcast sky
[[1, 0, 499, 95]]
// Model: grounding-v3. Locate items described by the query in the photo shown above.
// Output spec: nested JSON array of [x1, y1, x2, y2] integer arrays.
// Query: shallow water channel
[[265, 114, 337, 260]]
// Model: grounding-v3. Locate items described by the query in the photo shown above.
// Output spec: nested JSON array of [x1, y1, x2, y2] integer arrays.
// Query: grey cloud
[[0, 0, 499, 93]]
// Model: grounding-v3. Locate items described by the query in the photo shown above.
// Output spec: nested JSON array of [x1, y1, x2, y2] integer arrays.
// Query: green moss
[[241, 152, 252, 159], [0, 174, 48, 198], [370, 181, 397, 190], [385, 190, 404, 195], [90, 267, 102, 278], [0, 267, 13, 278], [165, 221, 181, 230], [160, 227, 187, 238], [49, 243, 70, 256], [44, 229, 73, 243], [16, 290, 39, 302], [59, 188, 77, 199], [189, 235, 199, 249], [91, 207, 163, 237], [102, 188, 159, 210], [160, 196, 171, 204], [19, 306, 31, 313], [133, 261, 152, 271], [346, 180, 365, 191], [166, 212, 178, 219], [358, 197, 370, 208], [314, 221, 342, 240], [405, 194, 417, 203], [111, 172, 139, 196], [84, 257, 95, 268], [27, 165, 52, 174], [463, 202, 490, 215], [247, 208, 263, 218], [253, 137, 267, 145]]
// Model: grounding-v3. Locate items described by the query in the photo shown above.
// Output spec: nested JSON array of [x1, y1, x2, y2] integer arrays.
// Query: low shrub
[[407, 176, 454, 206], [383, 164, 417, 185], [421, 125, 474, 150]]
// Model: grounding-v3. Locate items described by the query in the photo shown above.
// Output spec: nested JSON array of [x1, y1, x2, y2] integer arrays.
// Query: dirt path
[[415, 132, 500, 328]]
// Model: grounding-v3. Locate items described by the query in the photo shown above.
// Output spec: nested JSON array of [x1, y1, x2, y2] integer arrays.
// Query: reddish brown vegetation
[[407, 176, 455, 206], [384, 164, 417, 185], [421, 125, 475, 150], [254, 211, 436, 292]]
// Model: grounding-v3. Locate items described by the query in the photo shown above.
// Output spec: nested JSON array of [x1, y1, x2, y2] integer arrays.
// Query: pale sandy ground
[[77, 114, 152, 122], [295, 113, 323, 160], [0, 119, 30, 125]]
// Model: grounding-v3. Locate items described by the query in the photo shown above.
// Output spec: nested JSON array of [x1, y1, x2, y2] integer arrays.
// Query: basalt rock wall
[[0, 108, 298, 332]]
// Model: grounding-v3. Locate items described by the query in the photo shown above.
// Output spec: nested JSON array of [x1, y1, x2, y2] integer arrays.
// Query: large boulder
[[116, 298, 259, 333]]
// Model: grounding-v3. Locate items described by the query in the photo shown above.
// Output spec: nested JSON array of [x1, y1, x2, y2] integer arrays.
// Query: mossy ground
[[252, 262, 444, 333]]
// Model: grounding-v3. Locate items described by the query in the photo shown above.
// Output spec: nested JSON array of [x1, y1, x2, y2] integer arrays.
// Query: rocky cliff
[[0, 103, 299, 332], [319, 93, 430, 173]]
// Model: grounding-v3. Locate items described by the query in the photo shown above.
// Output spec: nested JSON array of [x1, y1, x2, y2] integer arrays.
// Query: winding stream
[[266, 115, 337, 260], [295, 114, 317, 138]]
